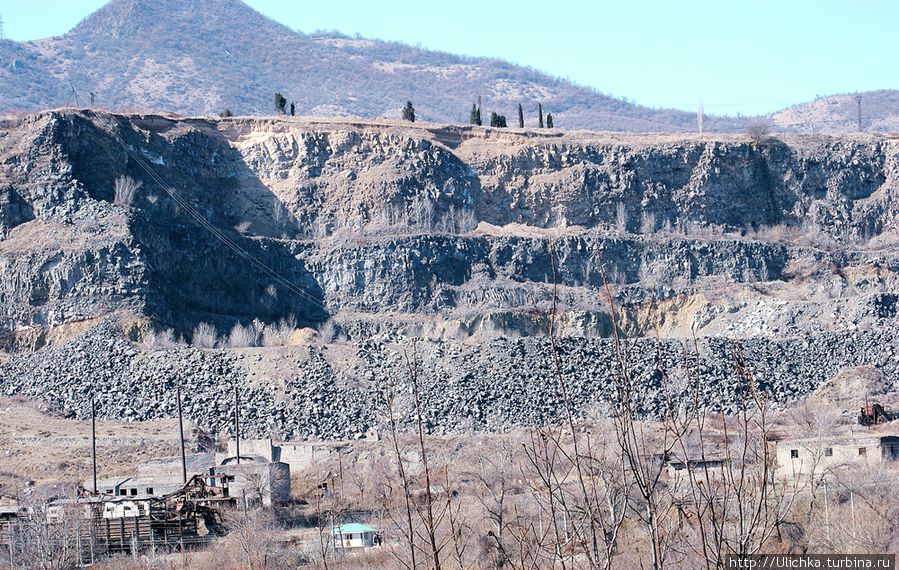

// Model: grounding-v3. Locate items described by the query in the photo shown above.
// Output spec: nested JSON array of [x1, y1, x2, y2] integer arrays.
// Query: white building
[[333, 523, 379, 549], [774, 429, 899, 482]]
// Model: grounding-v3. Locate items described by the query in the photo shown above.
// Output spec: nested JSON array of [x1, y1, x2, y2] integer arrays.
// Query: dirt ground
[[0, 397, 182, 503]]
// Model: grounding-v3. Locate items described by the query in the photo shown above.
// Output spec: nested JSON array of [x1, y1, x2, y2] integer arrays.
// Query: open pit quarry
[[1, 110, 898, 439]]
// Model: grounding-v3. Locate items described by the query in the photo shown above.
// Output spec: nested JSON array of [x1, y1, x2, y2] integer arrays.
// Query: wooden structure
[[0, 474, 233, 562]]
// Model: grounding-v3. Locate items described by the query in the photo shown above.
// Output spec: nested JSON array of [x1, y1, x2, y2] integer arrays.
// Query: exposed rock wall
[[2, 111, 899, 435], [1, 111, 898, 336]]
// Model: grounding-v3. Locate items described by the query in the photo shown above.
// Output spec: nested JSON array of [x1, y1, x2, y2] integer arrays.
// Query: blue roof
[[334, 523, 376, 534]]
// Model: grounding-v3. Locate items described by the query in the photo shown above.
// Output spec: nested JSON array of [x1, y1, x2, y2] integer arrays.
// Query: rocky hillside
[[0, 0, 732, 132], [771, 90, 899, 134], [3, 1, 895, 133], [1, 0, 870, 134], [1, 110, 898, 436]]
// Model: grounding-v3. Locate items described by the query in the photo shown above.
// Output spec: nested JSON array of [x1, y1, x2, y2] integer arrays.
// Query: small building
[[775, 429, 899, 482], [92, 476, 185, 499], [333, 523, 379, 549], [211, 460, 291, 507], [659, 448, 730, 497], [98, 497, 150, 519], [664, 455, 728, 480], [98, 448, 291, 508]]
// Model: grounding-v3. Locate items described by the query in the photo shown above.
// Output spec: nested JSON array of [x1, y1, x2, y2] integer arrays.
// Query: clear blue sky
[[0, 0, 895, 116]]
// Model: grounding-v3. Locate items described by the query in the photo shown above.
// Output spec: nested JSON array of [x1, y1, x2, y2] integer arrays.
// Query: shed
[[333, 523, 379, 549]]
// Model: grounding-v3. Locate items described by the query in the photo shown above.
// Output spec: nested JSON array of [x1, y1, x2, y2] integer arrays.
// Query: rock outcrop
[[1, 110, 898, 436]]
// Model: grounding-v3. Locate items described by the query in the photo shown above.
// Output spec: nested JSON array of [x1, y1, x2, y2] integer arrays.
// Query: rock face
[[1, 110, 898, 436]]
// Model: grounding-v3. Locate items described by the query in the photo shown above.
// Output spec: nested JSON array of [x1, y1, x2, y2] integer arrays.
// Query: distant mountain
[[0, 0, 894, 133], [0, 0, 730, 131]]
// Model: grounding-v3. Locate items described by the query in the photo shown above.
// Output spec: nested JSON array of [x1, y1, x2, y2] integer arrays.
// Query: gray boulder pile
[[1, 321, 896, 439]]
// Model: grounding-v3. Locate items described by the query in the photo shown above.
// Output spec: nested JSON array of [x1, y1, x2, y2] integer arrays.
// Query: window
[[790, 449, 799, 459], [130, 488, 138, 496], [858, 447, 867, 456], [824, 448, 833, 457], [146, 487, 153, 495]]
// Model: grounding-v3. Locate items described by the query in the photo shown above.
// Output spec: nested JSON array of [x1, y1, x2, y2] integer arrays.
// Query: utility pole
[[856, 94, 863, 132], [91, 397, 98, 494], [176, 384, 187, 484], [697, 99, 704, 134], [0, 15, 5, 41], [233, 385, 241, 465]]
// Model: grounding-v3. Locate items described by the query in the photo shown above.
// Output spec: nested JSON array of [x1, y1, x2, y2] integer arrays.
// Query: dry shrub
[[783, 257, 822, 281], [227, 322, 259, 348], [142, 327, 182, 350], [640, 210, 657, 234], [191, 322, 219, 349], [754, 223, 788, 243], [206, 509, 280, 569], [262, 317, 297, 347], [615, 201, 627, 235], [113, 175, 142, 208], [318, 319, 344, 342]]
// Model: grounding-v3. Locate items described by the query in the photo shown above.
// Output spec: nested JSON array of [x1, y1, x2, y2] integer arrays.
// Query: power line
[[88, 112, 330, 315]]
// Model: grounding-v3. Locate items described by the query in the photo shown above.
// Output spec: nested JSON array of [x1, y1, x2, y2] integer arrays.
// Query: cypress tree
[[470, 103, 479, 125], [490, 113, 507, 128], [476, 105, 482, 126], [274, 92, 287, 114], [538, 103, 544, 128], [518, 103, 524, 128], [289, 102, 295, 116], [546, 113, 554, 128], [402, 100, 416, 122]]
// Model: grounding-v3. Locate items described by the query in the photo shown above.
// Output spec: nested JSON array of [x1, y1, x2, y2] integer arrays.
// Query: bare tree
[[239, 467, 290, 507], [512, 245, 633, 570], [745, 120, 772, 144], [221, 508, 276, 570], [670, 350, 798, 568], [474, 448, 513, 568], [378, 374, 419, 570], [599, 259, 688, 569], [11, 484, 97, 570], [410, 196, 436, 232], [142, 327, 182, 350], [405, 345, 446, 570]]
